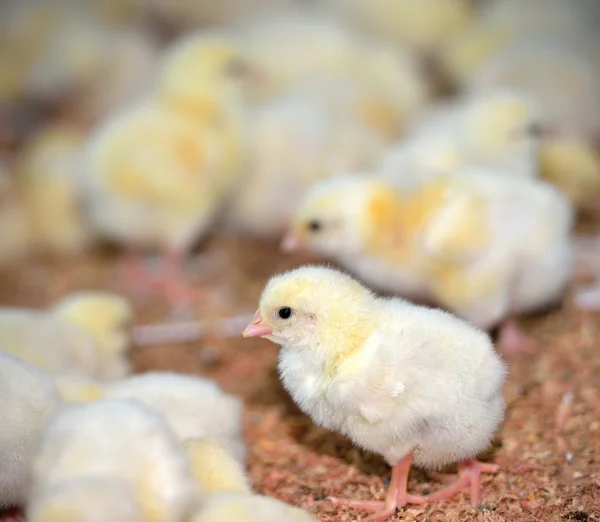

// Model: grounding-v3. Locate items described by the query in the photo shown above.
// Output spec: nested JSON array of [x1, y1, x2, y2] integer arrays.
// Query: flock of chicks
[[1, 0, 600, 521]]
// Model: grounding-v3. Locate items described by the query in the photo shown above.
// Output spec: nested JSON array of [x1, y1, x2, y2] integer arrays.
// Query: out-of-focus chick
[[242, 266, 506, 519], [189, 493, 317, 522], [0, 292, 131, 380], [29, 399, 196, 522], [283, 172, 573, 355], [0, 352, 62, 509], [323, 0, 473, 53], [51, 372, 104, 403], [103, 372, 246, 465], [224, 82, 385, 238], [539, 136, 600, 214], [183, 438, 250, 495], [15, 123, 92, 255], [27, 477, 144, 522], [50, 292, 132, 380], [467, 37, 600, 140], [83, 98, 238, 307], [0, 166, 32, 267]]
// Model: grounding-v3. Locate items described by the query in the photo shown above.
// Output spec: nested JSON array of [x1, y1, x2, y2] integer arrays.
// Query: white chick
[[15, 122, 92, 255], [224, 81, 385, 238], [27, 477, 144, 522], [183, 438, 251, 495], [242, 266, 506, 520], [103, 372, 246, 465], [0, 352, 62, 510], [29, 399, 196, 522], [467, 36, 600, 140], [189, 493, 317, 522], [0, 292, 132, 380], [282, 171, 574, 356]]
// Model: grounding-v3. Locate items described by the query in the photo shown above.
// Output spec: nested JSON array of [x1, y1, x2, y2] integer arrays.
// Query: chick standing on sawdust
[[0, 353, 62, 521], [103, 372, 246, 465], [28, 399, 196, 522], [0, 292, 132, 380], [283, 172, 574, 356], [82, 34, 249, 309], [243, 266, 506, 521]]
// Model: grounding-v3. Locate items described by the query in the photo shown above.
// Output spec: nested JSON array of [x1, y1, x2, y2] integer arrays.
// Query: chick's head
[[281, 175, 388, 258], [243, 266, 377, 363], [464, 91, 548, 159], [52, 292, 132, 358]]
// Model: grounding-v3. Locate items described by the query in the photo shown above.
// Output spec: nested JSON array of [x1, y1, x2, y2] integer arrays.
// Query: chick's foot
[[424, 460, 499, 507], [496, 318, 536, 358], [328, 453, 425, 521]]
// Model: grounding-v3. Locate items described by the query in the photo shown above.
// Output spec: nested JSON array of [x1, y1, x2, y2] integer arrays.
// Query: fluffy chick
[[15, 123, 92, 255], [283, 172, 574, 354], [189, 493, 317, 522], [242, 266, 506, 519], [0, 352, 62, 510], [27, 477, 144, 522], [103, 372, 246, 464], [183, 438, 250, 495], [51, 372, 104, 403], [29, 399, 196, 522], [539, 136, 600, 214]]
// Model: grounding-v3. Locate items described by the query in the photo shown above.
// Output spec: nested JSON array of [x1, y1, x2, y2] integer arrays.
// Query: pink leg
[[496, 318, 536, 358], [573, 281, 600, 311], [423, 460, 499, 507], [328, 453, 425, 521]]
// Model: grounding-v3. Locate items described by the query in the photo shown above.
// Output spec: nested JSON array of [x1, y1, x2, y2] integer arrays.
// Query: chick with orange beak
[[243, 265, 506, 521]]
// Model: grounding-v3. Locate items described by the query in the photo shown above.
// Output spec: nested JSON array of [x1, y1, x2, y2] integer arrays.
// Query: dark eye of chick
[[278, 307, 293, 319], [526, 122, 545, 138], [224, 57, 249, 77], [307, 220, 322, 233]]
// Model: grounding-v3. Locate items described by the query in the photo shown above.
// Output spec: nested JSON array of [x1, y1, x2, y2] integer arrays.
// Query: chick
[[539, 136, 600, 214], [323, 0, 473, 53], [82, 98, 237, 308], [29, 399, 196, 522], [15, 123, 92, 255], [51, 372, 104, 403], [27, 477, 144, 522], [0, 352, 62, 510], [283, 172, 574, 355], [183, 438, 251, 495], [0, 292, 132, 380], [103, 372, 246, 464], [189, 493, 317, 522], [0, 167, 32, 267], [242, 266, 506, 519]]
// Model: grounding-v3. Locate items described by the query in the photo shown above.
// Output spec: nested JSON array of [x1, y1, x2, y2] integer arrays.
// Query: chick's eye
[[224, 57, 249, 77], [308, 220, 321, 233], [277, 307, 293, 319], [526, 122, 544, 138]]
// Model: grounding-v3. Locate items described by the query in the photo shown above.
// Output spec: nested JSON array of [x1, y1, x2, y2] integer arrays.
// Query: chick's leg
[[155, 246, 206, 311], [328, 453, 425, 521], [496, 318, 536, 358], [424, 460, 499, 507]]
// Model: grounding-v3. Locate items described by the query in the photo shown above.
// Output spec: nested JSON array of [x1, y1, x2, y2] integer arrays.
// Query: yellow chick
[[29, 399, 196, 522], [539, 136, 600, 214], [0, 352, 62, 510], [183, 438, 251, 495], [242, 266, 506, 519], [15, 122, 92, 255], [27, 477, 145, 522], [188, 493, 317, 522], [324, 0, 473, 53], [282, 171, 574, 356], [51, 372, 105, 403], [0, 292, 132, 380], [0, 165, 32, 267]]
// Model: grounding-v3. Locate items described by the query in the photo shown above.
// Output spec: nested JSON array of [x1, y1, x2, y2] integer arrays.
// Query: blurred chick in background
[[243, 266, 505, 519], [15, 123, 92, 255], [0, 292, 132, 380], [283, 172, 574, 356], [0, 165, 32, 267], [28, 399, 196, 522], [0, 353, 62, 513], [103, 372, 246, 465], [321, 0, 473, 54]]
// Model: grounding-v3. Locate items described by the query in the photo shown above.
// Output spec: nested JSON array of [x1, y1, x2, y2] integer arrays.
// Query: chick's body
[[243, 266, 506, 516]]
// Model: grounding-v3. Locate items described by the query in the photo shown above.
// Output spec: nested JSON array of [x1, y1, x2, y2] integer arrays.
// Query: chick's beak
[[280, 233, 302, 253], [242, 310, 273, 338]]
